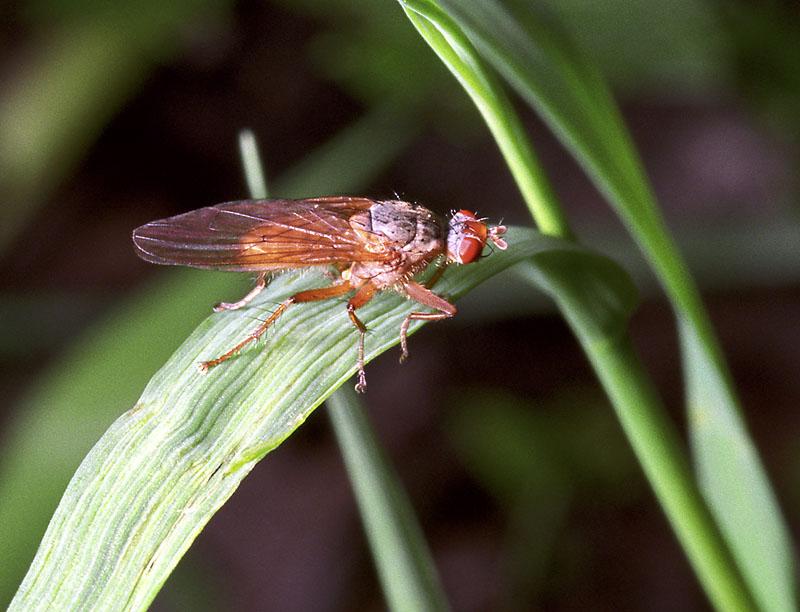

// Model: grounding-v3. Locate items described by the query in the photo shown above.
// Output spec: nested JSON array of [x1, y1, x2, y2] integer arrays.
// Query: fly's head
[[446, 210, 508, 264]]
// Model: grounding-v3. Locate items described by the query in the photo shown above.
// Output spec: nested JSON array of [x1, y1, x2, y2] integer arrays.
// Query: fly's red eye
[[448, 210, 489, 264], [457, 234, 484, 263]]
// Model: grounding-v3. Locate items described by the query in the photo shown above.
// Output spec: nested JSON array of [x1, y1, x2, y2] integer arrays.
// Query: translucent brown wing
[[132, 197, 394, 272]]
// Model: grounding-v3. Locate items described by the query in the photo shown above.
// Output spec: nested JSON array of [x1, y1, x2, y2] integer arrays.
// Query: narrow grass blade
[[401, 1, 796, 609], [238, 129, 268, 199], [328, 386, 450, 612], [400, 0, 570, 238], [238, 126, 449, 611], [514, 259, 757, 612], [683, 320, 797, 612]]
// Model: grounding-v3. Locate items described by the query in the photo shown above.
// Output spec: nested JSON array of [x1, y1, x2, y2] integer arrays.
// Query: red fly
[[132, 197, 507, 392]]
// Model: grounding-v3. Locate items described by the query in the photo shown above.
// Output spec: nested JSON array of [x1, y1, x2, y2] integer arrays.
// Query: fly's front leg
[[399, 280, 457, 363], [199, 280, 354, 373], [213, 272, 267, 312], [346, 282, 377, 393]]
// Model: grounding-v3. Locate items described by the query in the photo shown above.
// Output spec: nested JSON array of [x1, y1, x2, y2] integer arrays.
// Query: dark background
[[1, 1, 799, 610]]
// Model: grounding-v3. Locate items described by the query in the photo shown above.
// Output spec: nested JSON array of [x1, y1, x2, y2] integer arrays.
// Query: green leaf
[[402, 1, 796, 610], [0, 105, 416, 606], [684, 321, 798, 612], [9, 226, 609, 611], [516, 258, 760, 612]]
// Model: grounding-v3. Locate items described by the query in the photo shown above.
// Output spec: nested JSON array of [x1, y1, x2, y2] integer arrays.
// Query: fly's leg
[[213, 272, 267, 312], [346, 282, 377, 393], [199, 280, 354, 373], [398, 280, 456, 363]]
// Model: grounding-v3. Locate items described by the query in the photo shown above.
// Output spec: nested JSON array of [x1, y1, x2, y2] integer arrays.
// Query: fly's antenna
[[488, 222, 508, 250]]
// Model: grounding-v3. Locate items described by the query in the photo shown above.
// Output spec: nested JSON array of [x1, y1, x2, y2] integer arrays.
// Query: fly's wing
[[132, 197, 393, 272]]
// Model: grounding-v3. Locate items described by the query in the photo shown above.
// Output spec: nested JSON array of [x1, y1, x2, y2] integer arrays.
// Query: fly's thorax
[[344, 200, 446, 289], [350, 200, 446, 257]]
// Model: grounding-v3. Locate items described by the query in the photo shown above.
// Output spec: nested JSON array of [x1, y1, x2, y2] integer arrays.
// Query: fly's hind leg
[[399, 280, 457, 363], [213, 272, 267, 312], [199, 280, 354, 373]]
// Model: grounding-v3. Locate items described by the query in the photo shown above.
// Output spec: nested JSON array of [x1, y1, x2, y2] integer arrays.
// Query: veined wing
[[132, 197, 393, 272]]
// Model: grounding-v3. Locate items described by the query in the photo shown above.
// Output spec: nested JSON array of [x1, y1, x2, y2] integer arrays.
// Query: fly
[[132, 197, 507, 392]]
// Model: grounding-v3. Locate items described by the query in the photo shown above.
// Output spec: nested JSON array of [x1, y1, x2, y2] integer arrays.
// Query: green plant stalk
[[514, 258, 757, 611], [416, 14, 796, 608], [400, 2, 776, 609], [587, 334, 757, 612], [328, 387, 450, 612], [238, 129, 450, 612], [401, 2, 571, 239]]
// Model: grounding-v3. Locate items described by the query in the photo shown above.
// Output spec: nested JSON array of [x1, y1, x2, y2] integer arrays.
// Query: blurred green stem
[[238, 129, 449, 612], [516, 260, 757, 612], [328, 387, 450, 612], [401, 1, 571, 239]]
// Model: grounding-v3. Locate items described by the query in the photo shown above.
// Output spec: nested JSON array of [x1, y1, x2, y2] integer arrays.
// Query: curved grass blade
[[400, 1, 569, 238], [0, 103, 418, 607], [9, 226, 587, 611], [400, 2, 796, 609], [515, 256, 757, 612]]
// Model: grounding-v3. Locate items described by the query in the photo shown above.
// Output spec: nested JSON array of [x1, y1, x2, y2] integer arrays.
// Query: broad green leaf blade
[[8, 226, 562, 611], [0, 268, 247, 607], [404, 2, 796, 609], [0, 104, 416, 606], [328, 386, 449, 612]]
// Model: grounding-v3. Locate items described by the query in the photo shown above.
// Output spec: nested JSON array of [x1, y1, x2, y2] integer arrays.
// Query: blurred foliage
[[447, 387, 641, 606], [717, 1, 800, 137], [269, 0, 448, 106], [532, 0, 728, 98], [0, 0, 235, 252]]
